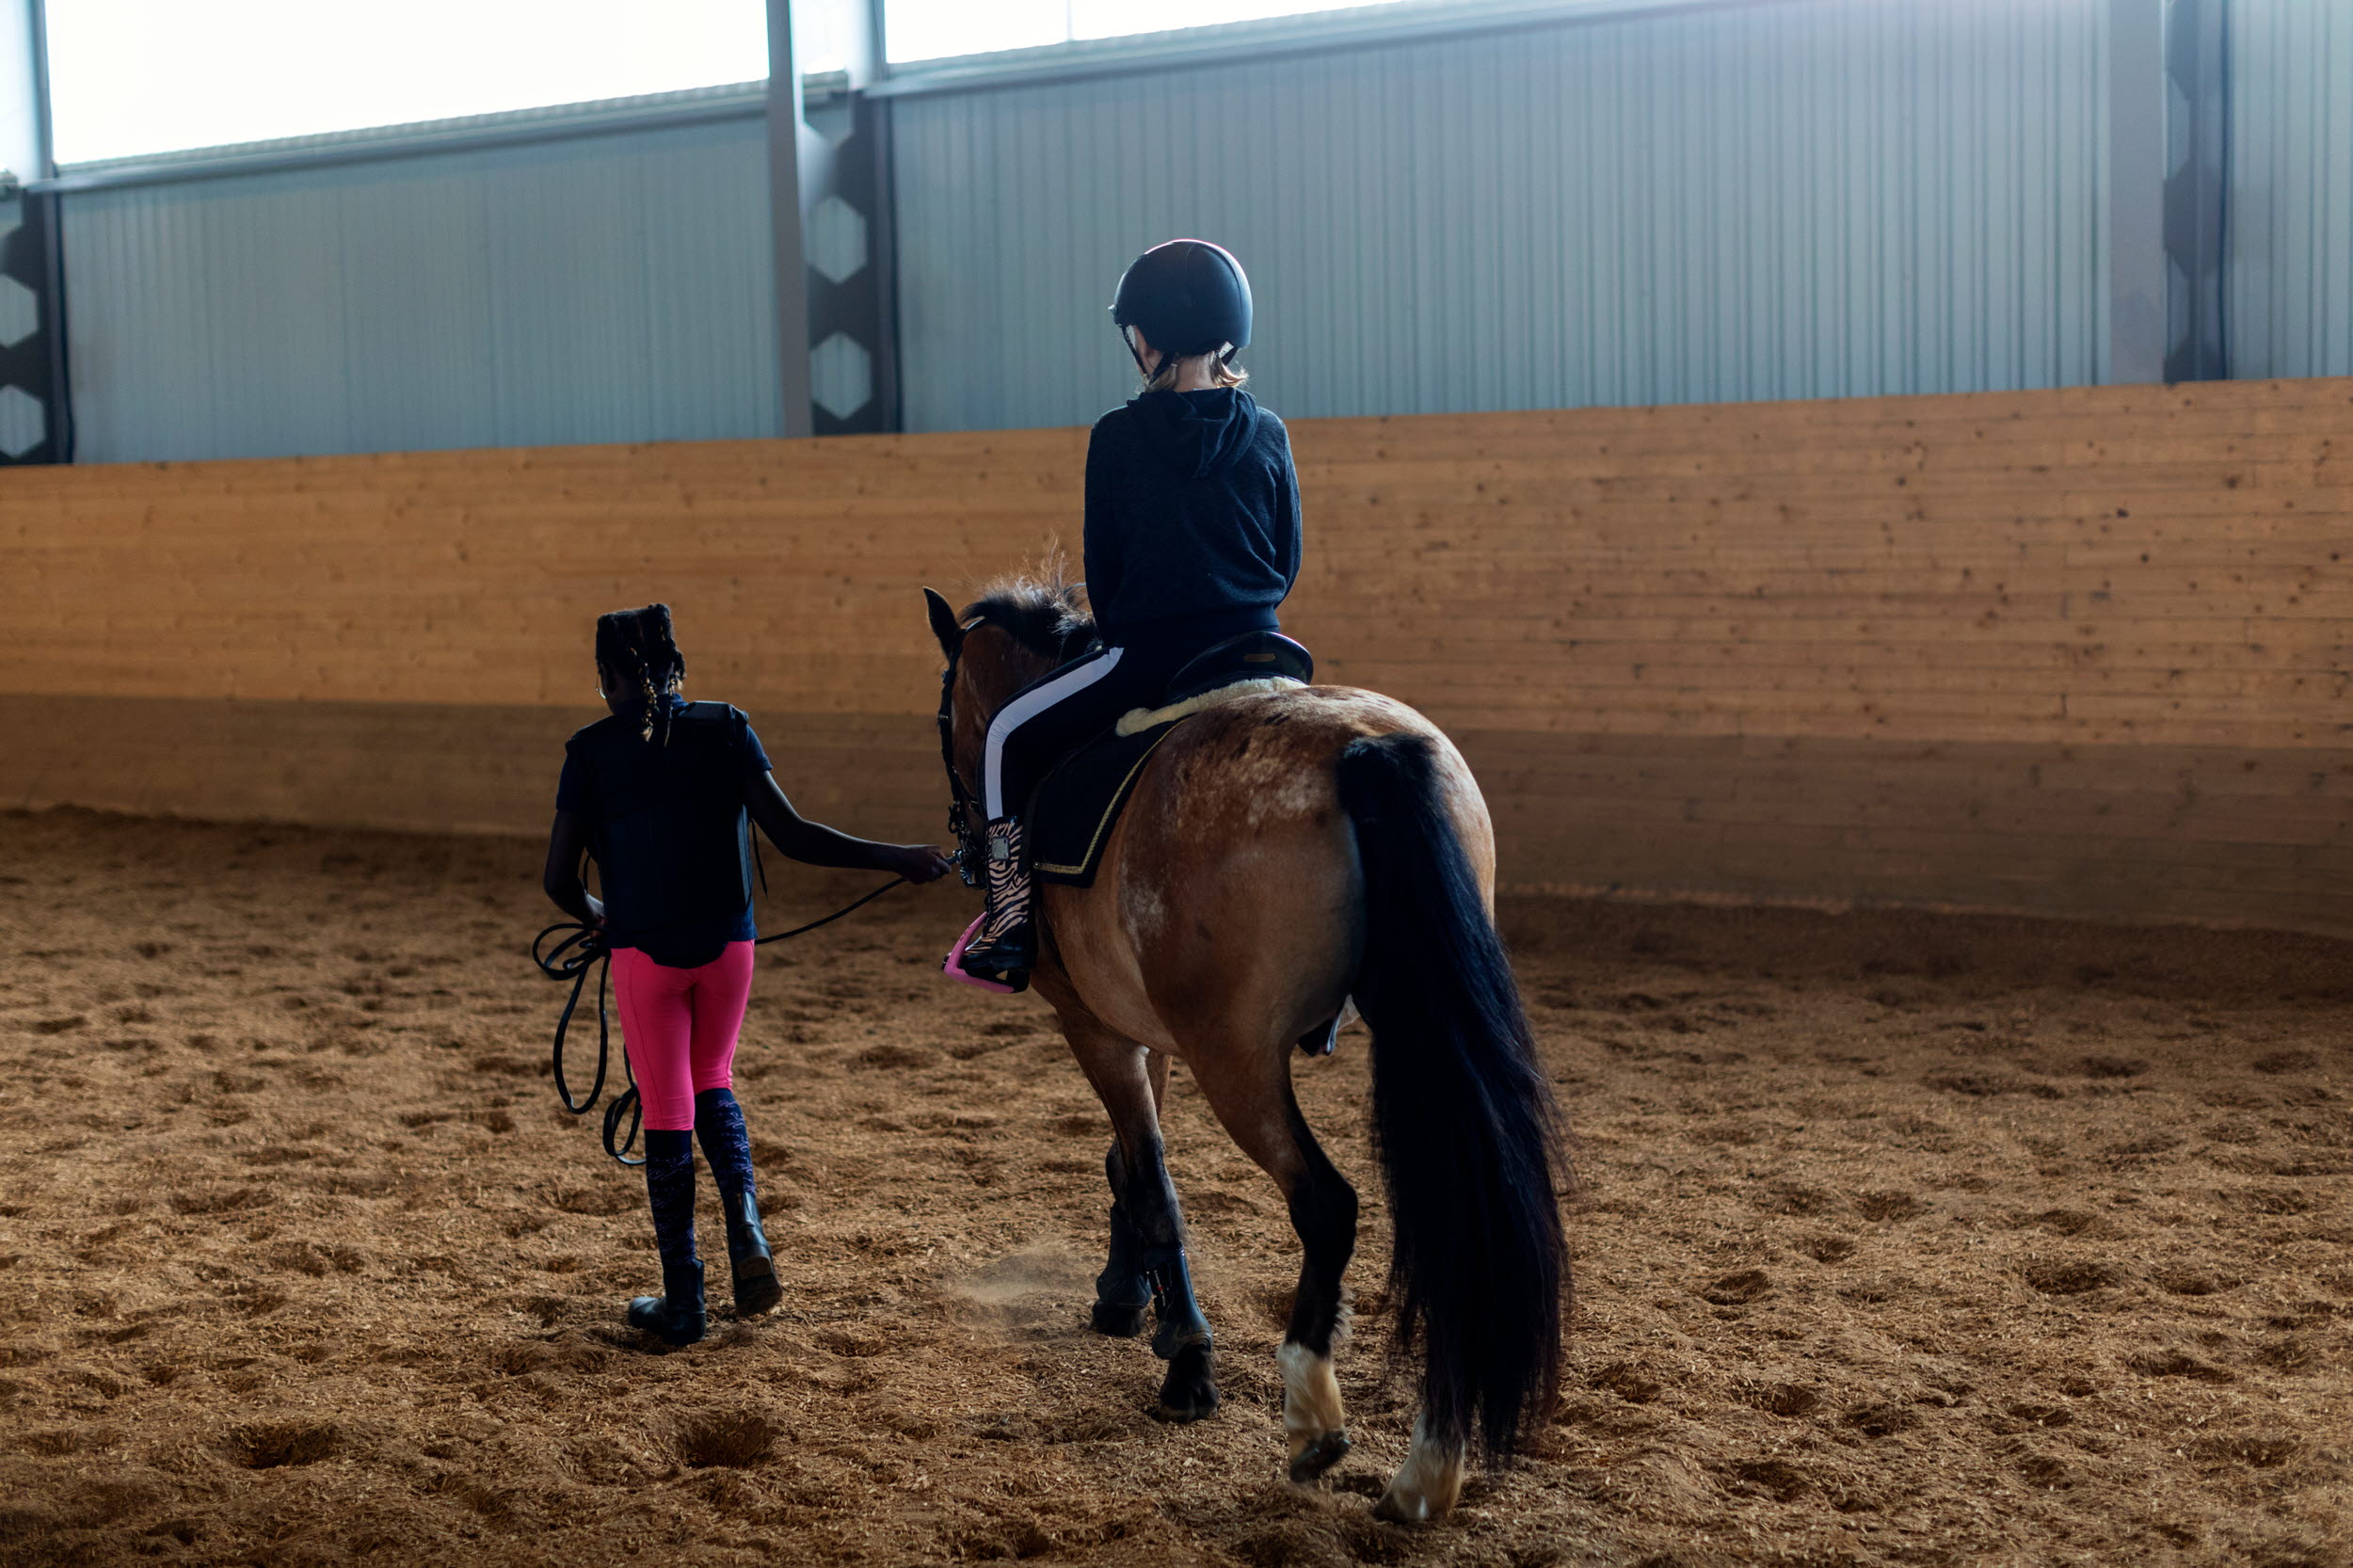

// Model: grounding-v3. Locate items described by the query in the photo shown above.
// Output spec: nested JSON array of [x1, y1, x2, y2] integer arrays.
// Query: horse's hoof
[[1288, 1431, 1353, 1483], [1151, 1343, 1220, 1422], [1371, 1488, 1441, 1525], [1090, 1298, 1149, 1337]]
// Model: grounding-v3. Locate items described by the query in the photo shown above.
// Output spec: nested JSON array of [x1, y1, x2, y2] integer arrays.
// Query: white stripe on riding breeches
[[982, 645, 1125, 819]]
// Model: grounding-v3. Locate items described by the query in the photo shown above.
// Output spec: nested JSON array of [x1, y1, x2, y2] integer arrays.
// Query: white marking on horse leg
[[1277, 1341, 1349, 1480], [1373, 1414, 1465, 1523]]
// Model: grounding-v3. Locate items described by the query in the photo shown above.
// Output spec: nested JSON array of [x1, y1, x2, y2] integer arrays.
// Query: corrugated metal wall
[[63, 117, 779, 462], [2228, 0, 2353, 379], [893, 0, 2109, 433]]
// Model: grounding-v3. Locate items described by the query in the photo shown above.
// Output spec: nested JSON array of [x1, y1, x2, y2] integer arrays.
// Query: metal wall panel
[[2228, 0, 2353, 379], [63, 116, 779, 462], [893, 0, 2108, 432]]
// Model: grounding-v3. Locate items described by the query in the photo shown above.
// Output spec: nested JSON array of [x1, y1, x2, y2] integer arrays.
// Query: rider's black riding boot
[[957, 817, 1034, 986], [695, 1088, 782, 1318], [628, 1258, 708, 1347], [720, 1189, 780, 1316], [631, 1129, 707, 1346]]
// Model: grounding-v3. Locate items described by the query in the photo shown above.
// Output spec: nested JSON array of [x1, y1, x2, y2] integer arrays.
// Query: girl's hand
[[890, 845, 954, 885]]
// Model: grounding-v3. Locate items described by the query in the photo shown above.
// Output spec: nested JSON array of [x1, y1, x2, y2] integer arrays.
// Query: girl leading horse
[[926, 573, 1569, 1523]]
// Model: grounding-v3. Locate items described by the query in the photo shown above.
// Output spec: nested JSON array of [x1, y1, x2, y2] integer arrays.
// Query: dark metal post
[[0, 0, 68, 464], [2163, 0, 2229, 382], [765, 0, 816, 437], [764, 0, 900, 437], [2108, 0, 2168, 385], [0, 190, 74, 463]]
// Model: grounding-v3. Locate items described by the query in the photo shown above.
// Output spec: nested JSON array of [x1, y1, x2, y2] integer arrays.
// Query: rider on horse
[[953, 239, 1304, 988]]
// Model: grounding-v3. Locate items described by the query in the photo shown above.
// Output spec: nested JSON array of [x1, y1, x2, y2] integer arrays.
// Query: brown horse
[[924, 574, 1568, 1522]]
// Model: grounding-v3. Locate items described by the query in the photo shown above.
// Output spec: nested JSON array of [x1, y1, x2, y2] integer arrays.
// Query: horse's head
[[923, 568, 1095, 878]]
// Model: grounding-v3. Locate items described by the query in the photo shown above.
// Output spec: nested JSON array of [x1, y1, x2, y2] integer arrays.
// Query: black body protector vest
[[574, 701, 758, 968]]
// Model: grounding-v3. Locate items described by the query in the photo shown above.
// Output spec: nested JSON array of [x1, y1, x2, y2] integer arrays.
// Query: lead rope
[[532, 875, 907, 1167]]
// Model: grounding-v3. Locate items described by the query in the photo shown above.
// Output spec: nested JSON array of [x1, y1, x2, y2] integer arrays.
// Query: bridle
[[936, 627, 985, 889], [934, 607, 1096, 891]]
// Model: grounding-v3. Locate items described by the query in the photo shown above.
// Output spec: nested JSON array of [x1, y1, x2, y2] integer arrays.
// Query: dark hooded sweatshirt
[[1082, 388, 1301, 662]]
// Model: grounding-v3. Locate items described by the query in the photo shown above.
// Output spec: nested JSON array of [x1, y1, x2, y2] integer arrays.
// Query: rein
[[532, 876, 906, 1166]]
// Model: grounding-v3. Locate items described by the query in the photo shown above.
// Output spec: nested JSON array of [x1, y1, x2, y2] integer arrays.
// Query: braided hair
[[596, 603, 687, 744]]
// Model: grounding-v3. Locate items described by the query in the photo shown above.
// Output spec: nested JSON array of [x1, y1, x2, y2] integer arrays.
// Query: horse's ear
[[923, 587, 963, 655]]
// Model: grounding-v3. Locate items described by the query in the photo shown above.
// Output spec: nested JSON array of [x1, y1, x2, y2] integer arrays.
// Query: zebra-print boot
[[956, 817, 1034, 987]]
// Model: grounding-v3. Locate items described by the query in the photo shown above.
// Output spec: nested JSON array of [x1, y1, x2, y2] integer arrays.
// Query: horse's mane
[[959, 563, 1096, 664]]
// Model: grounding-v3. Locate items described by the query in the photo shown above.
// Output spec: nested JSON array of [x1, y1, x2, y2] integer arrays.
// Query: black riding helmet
[[1111, 239, 1253, 371]]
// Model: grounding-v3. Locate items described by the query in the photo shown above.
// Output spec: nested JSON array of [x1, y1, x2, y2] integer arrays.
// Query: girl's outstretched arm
[[744, 773, 951, 883], [542, 810, 603, 924]]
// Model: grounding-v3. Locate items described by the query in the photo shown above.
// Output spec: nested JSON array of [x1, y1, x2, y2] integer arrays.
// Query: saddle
[[1030, 632, 1314, 888]]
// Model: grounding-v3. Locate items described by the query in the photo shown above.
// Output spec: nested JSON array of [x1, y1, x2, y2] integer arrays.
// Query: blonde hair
[[1142, 350, 1249, 394]]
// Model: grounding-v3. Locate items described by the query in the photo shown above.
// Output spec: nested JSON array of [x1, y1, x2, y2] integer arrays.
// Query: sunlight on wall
[[45, 0, 774, 164], [883, 0, 1428, 64]]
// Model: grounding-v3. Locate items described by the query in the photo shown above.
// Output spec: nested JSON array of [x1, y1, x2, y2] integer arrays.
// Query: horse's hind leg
[[1275, 1094, 1357, 1481], [1063, 1020, 1218, 1421], [1185, 1055, 1359, 1483]]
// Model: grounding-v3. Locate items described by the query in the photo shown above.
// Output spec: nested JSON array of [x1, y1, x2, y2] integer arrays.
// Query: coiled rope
[[532, 876, 906, 1165]]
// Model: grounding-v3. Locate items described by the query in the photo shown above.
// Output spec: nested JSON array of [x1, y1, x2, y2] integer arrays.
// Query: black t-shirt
[[555, 698, 774, 968]]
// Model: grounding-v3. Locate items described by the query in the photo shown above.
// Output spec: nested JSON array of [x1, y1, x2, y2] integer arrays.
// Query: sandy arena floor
[[0, 806, 2346, 1568]]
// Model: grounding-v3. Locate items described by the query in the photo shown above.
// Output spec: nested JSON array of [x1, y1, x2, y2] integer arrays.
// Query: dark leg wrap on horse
[[629, 1130, 708, 1345], [1092, 1143, 1153, 1336], [1115, 1133, 1218, 1418], [1142, 1241, 1212, 1360], [695, 1089, 780, 1318]]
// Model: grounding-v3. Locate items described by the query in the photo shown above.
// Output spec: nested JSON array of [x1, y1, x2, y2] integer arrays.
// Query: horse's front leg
[[1090, 1048, 1174, 1338], [1061, 1018, 1218, 1421]]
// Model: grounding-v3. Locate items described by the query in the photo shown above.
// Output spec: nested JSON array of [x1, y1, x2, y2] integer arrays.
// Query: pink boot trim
[[942, 913, 1019, 994]]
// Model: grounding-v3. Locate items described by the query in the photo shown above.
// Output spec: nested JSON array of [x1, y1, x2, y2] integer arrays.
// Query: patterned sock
[[694, 1088, 759, 1208], [641, 1129, 698, 1275]]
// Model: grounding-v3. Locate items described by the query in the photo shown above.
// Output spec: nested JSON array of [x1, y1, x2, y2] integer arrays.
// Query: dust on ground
[[0, 807, 2345, 1567]]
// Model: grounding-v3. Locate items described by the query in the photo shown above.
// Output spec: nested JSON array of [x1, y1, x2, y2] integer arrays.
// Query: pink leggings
[[612, 942, 757, 1131]]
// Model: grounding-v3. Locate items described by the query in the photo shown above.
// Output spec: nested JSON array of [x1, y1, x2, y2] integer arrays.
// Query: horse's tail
[[1336, 731, 1568, 1459]]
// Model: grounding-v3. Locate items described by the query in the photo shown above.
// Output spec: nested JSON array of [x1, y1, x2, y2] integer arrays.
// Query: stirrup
[[944, 913, 1027, 993], [945, 818, 1032, 992]]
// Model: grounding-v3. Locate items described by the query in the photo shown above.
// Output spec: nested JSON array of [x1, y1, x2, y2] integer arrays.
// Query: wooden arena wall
[[4, 376, 2349, 936]]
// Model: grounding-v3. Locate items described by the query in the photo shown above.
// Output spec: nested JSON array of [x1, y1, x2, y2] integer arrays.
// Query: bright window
[[885, 0, 1429, 65], [44, 0, 776, 166]]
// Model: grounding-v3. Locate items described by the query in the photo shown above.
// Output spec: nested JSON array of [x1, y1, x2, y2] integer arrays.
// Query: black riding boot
[[956, 817, 1034, 986], [628, 1259, 708, 1347], [631, 1129, 707, 1346], [695, 1088, 781, 1318], [721, 1189, 780, 1317]]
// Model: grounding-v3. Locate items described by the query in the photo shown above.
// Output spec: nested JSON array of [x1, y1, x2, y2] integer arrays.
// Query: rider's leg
[[979, 646, 1128, 822], [961, 647, 1136, 979], [612, 949, 707, 1346], [683, 942, 777, 1317]]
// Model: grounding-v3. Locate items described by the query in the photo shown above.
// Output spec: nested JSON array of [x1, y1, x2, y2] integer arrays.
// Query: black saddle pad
[[1030, 718, 1181, 888]]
